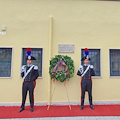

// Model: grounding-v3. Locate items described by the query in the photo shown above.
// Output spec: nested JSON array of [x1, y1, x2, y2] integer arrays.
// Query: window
[[22, 48, 43, 77], [81, 49, 101, 77], [0, 48, 12, 77], [109, 49, 120, 77]]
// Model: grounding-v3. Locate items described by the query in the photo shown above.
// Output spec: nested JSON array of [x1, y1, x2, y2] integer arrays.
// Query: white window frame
[[20, 47, 43, 79], [81, 48, 102, 78], [0, 47, 13, 78], [109, 48, 120, 78]]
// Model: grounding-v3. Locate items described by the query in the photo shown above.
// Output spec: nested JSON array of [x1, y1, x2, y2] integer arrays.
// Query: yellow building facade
[[0, 0, 120, 106]]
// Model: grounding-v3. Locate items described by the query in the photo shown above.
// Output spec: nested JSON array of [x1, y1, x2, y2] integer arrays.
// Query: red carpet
[[0, 105, 120, 118]]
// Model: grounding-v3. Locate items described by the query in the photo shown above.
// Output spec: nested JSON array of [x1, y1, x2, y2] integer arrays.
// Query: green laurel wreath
[[49, 55, 75, 82]]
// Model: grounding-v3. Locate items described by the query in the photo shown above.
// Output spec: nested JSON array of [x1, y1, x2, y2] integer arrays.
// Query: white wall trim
[[109, 48, 120, 78], [0, 47, 13, 78], [0, 102, 48, 106], [0, 101, 120, 106], [51, 101, 120, 105]]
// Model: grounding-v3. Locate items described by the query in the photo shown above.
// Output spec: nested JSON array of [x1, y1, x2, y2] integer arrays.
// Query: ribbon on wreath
[[51, 59, 69, 84]]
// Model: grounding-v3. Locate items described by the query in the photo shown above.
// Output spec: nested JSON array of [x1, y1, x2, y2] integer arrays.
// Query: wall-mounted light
[[1, 26, 6, 31]]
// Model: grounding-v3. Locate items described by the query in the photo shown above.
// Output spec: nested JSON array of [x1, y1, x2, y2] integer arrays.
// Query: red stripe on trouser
[[33, 81, 36, 106], [91, 78, 92, 84], [80, 78, 82, 103]]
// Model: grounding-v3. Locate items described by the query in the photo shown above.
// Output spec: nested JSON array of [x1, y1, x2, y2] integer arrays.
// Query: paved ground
[[1, 117, 120, 120]]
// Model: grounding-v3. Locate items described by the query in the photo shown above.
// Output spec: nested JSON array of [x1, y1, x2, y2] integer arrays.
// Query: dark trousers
[[21, 81, 36, 109], [81, 79, 92, 106]]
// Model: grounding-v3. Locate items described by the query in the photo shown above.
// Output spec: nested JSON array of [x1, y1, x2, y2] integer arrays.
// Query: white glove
[[90, 65, 94, 69], [34, 66, 38, 70], [79, 65, 83, 74], [21, 65, 26, 73]]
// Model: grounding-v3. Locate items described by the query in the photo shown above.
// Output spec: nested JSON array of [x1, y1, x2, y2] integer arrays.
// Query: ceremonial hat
[[26, 48, 36, 60], [81, 48, 91, 61]]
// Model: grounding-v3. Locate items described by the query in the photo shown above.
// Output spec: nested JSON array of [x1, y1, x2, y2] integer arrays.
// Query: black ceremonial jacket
[[21, 65, 39, 81], [77, 64, 95, 79]]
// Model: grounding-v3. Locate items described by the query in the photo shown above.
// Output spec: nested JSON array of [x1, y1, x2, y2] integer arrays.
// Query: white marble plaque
[[58, 44, 74, 53]]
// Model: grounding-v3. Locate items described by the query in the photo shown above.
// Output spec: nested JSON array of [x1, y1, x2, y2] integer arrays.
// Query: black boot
[[31, 108, 34, 112], [80, 106, 84, 110], [18, 108, 24, 113], [81, 98, 84, 110], [90, 105, 94, 110]]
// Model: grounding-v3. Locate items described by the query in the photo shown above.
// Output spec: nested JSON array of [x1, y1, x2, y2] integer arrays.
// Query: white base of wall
[[51, 101, 120, 105], [0, 101, 120, 106], [0, 102, 48, 107]]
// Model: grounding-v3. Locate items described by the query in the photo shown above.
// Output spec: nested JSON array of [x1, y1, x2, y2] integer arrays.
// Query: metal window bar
[[110, 49, 120, 76], [0, 48, 12, 77]]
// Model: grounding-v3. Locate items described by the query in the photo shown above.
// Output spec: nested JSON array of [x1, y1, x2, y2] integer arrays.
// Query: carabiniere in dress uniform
[[19, 48, 39, 113], [77, 48, 95, 110]]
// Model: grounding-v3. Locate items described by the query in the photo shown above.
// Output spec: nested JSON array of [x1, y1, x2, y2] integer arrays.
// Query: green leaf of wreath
[[49, 55, 75, 82]]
